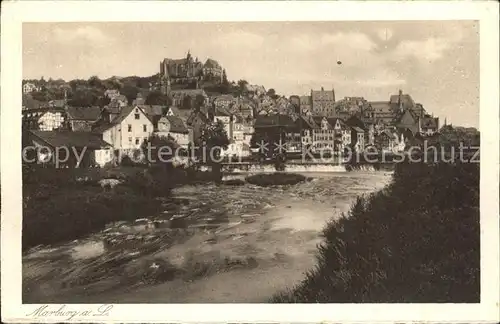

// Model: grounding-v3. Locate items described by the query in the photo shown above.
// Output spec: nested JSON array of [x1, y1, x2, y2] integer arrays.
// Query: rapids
[[23, 171, 392, 303]]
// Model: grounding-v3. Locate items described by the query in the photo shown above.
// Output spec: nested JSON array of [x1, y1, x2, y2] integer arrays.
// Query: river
[[23, 171, 392, 303]]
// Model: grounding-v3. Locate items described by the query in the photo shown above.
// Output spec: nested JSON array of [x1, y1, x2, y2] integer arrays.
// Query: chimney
[[321, 87, 324, 92]]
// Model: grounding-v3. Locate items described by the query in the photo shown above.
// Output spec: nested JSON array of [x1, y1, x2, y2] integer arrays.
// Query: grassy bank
[[271, 161, 480, 303]]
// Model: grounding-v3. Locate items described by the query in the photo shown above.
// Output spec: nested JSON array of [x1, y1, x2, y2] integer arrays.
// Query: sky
[[23, 21, 479, 127]]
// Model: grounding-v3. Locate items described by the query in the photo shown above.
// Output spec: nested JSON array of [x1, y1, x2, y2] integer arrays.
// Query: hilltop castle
[[159, 51, 223, 84]]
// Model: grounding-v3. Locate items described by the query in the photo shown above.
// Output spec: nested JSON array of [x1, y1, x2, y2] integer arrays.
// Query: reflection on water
[[23, 171, 392, 303]]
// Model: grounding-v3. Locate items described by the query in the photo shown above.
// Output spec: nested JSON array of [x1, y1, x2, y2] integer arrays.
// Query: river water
[[23, 171, 392, 303]]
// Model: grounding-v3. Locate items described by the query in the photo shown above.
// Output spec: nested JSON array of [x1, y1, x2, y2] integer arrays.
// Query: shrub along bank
[[271, 161, 480, 303]]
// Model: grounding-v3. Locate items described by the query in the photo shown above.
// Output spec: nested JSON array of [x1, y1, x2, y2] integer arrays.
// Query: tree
[[68, 90, 98, 107], [267, 88, 276, 97], [88, 76, 103, 89], [222, 69, 228, 85], [237, 79, 248, 91], [121, 84, 139, 105], [197, 120, 230, 183], [145, 91, 172, 106], [194, 94, 206, 110]]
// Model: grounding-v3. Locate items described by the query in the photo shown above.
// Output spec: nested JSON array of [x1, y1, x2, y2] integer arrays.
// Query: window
[[135, 138, 140, 145], [128, 137, 132, 142], [143, 124, 147, 132], [135, 110, 140, 119], [128, 124, 132, 132]]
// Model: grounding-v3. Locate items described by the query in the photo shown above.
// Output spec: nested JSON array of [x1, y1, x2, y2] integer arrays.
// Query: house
[[170, 89, 208, 107], [22, 107, 66, 131], [213, 95, 236, 111], [327, 117, 351, 153], [244, 84, 266, 96], [299, 95, 312, 115], [419, 115, 440, 136], [351, 127, 365, 152], [311, 87, 336, 116], [296, 115, 318, 152], [253, 114, 296, 156], [156, 115, 190, 148], [367, 101, 396, 125], [24, 130, 113, 167], [311, 116, 335, 153], [137, 105, 164, 130], [214, 106, 232, 140], [110, 94, 128, 107], [92, 105, 154, 156], [23, 82, 40, 94], [396, 109, 419, 134], [104, 89, 121, 100], [389, 89, 416, 113], [65, 106, 102, 132], [374, 129, 400, 153], [186, 109, 212, 146]]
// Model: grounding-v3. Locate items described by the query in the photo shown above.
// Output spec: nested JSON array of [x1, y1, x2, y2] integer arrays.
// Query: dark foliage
[[271, 162, 480, 303], [22, 167, 164, 251]]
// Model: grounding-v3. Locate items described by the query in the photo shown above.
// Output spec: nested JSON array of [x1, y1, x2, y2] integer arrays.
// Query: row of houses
[[251, 109, 438, 156]]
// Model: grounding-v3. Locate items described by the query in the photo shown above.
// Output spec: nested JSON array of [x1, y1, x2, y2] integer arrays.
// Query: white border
[[2, 1, 499, 323]]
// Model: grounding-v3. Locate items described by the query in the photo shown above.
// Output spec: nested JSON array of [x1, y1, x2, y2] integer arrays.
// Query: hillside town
[[22, 50, 457, 167]]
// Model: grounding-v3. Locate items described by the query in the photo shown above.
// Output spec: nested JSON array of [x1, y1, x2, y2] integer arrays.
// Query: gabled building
[[312, 116, 335, 152], [328, 117, 351, 153], [65, 106, 102, 132], [22, 107, 66, 131], [351, 127, 365, 152], [92, 105, 154, 154], [23, 82, 40, 94], [170, 89, 208, 107], [156, 115, 190, 148], [311, 87, 336, 116], [25, 130, 113, 167], [419, 115, 440, 136]]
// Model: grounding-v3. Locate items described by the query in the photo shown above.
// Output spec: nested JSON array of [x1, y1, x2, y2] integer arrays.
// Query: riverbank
[[23, 171, 392, 302], [271, 162, 480, 303]]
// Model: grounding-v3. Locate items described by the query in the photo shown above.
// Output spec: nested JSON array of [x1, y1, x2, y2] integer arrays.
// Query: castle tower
[[398, 89, 404, 113]]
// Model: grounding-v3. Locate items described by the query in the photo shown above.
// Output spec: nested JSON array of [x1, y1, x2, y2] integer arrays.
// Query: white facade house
[[94, 106, 154, 154], [23, 82, 39, 94]]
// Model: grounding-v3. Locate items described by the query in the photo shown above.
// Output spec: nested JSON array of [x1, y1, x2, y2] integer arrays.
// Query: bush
[[271, 162, 480, 303], [246, 173, 306, 187]]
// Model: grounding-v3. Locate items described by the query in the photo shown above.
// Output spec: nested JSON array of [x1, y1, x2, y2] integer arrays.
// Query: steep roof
[[29, 130, 111, 150], [297, 115, 319, 129], [65, 106, 102, 121], [138, 105, 163, 117], [93, 106, 152, 133], [352, 126, 365, 133], [165, 116, 189, 134]]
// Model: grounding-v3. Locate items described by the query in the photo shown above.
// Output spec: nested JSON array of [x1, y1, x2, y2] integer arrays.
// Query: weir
[[218, 162, 394, 173]]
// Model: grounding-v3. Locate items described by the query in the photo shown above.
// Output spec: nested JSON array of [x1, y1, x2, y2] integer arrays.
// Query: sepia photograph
[[2, 1, 499, 323]]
